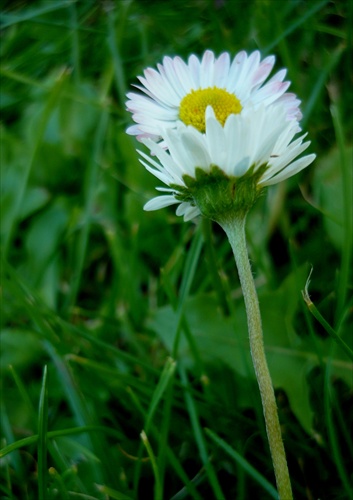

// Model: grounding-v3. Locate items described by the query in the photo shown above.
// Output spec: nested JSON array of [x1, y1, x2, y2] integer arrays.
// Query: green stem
[[218, 214, 292, 500]]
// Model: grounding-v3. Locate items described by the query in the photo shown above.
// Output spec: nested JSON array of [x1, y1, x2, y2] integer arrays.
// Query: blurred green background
[[1, 0, 352, 499]]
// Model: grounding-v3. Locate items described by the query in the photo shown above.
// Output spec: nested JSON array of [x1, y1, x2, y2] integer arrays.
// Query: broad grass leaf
[[149, 266, 352, 431], [20, 186, 50, 219], [0, 329, 43, 369], [0, 130, 29, 241], [58, 82, 98, 150], [24, 200, 68, 270], [313, 146, 353, 250], [19, 199, 69, 306]]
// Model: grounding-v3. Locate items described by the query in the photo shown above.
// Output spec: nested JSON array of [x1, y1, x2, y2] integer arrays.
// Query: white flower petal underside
[[261, 154, 316, 186], [144, 195, 180, 211]]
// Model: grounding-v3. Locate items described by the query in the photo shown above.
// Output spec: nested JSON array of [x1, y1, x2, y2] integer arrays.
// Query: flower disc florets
[[179, 87, 242, 132]]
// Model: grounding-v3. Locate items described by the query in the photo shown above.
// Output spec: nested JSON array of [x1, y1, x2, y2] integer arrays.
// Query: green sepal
[[169, 183, 194, 203], [187, 165, 268, 221], [170, 164, 268, 220]]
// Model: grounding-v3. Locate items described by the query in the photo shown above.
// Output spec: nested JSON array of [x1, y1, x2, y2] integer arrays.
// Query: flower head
[[127, 50, 302, 142], [138, 104, 315, 221], [127, 50, 315, 222]]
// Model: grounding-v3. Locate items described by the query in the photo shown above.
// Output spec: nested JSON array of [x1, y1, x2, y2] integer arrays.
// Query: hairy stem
[[218, 215, 292, 500]]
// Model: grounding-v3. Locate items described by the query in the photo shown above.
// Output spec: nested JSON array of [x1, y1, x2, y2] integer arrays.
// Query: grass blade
[[263, 0, 329, 53], [331, 104, 353, 326], [302, 271, 353, 361], [62, 106, 110, 313], [0, 402, 24, 481], [96, 484, 134, 500], [301, 46, 344, 128], [127, 387, 203, 500], [37, 365, 49, 500], [172, 225, 204, 358], [324, 360, 353, 498], [48, 468, 69, 500], [205, 428, 278, 499], [69, 1, 81, 83], [179, 364, 225, 500], [144, 357, 177, 433], [157, 226, 204, 497], [141, 430, 162, 500], [106, 2, 130, 107], [0, 425, 124, 459], [0, 1, 72, 28]]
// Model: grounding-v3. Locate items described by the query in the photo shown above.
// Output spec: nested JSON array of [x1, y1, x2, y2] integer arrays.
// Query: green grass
[[1, 0, 352, 499]]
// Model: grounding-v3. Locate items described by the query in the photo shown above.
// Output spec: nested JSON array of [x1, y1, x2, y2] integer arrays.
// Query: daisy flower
[[138, 104, 315, 221], [126, 50, 302, 142], [127, 51, 316, 499]]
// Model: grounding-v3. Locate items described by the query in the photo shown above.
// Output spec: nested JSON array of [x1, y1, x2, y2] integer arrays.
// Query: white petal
[[144, 195, 180, 211], [251, 55, 275, 87], [260, 154, 316, 186], [267, 68, 287, 83], [143, 137, 184, 178], [205, 111, 226, 168], [176, 202, 192, 216], [251, 80, 290, 106], [172, 56, 196, 91], [181, 130, 211, 170], [162, 130, 196, 176], [137, 73, 176, 107], [214, 52, 231, 88], [156, 187, 175, 192], [233, 157, 251, 177], [183, 205, 201, 221], [200, 50, 215, 87], [176, 203, 201, 221], [126, 95, 177, 119], [139, 159, 172, 185], [188, 53, 201, 87]]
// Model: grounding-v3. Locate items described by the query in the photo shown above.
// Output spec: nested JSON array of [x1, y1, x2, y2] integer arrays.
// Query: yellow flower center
[[179, 87, 242, 132]]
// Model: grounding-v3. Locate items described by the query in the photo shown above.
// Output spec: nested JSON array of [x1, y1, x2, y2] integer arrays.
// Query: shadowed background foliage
[[1, 0, 352, 499]]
